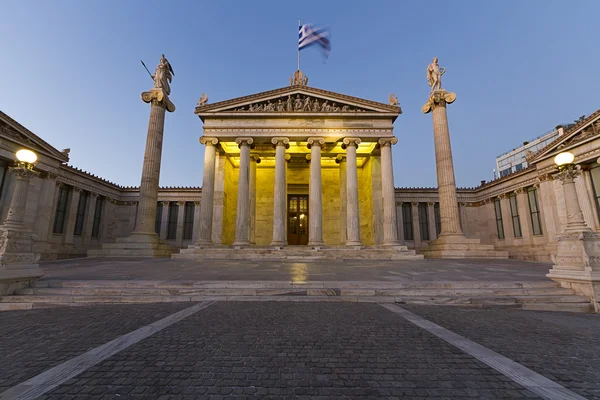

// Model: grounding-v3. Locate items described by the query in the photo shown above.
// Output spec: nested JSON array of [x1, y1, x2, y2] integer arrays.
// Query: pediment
[[195, 85, 401, 120], [0, 111, 69, 163], [528, 109, 600, 164]]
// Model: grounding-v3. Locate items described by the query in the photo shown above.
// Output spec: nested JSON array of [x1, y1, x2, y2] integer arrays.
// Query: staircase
[[0, 280, 592, 313]]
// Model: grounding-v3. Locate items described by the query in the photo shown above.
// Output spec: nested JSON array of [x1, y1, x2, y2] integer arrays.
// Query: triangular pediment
[[0, 111, 69, 163], [528, 108, 600, 164], [194, 85, 401, 121]]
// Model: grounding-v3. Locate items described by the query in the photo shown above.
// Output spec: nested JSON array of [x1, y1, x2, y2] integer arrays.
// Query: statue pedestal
[[420, 234, 508, 259], [547, 231, 600, 313]]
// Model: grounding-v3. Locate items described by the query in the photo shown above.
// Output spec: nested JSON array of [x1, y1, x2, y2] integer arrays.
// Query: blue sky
[[1, 0, 598, 188]]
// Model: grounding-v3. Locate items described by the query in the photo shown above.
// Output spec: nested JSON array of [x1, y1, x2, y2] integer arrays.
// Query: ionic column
[[343, 137, 362, 246], [234, 137, 253, 246], [196, 137, 219, 245], [411, 201, 422, 247], [63, 187, 81, 244], [159, 201, 169, 240], [427, 202, 437, 240], [556, 166, 591, 232], [271, 137, 289, 247], [379, 137, 400, 246], [83, 193, 98, 244], [132, 89, 175, 239], [336, 155, 347, 244], [307, 137, 325, 246], [175, 201, 185, 247], [422, 90, 463, 237], [0, 166, 38, 268], [249, 156, 259, 244]]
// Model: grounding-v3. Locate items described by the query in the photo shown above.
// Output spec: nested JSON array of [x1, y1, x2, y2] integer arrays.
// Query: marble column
[[159, 201, 169, 240], [557, 166, 590, 232], [337, 155, 347, 245], [63, 187, 81, 244], [422, 90, 463, 237], [192, 201, 201, 243], [196, 137, 219, 246], [249, 156, 259, 244], [83, 193, 98, 245], [234, 137, 253, 246], [379, 138, 400, 246], [411, 201, 422, 247], [427, 202, 437, 241], [0, 166, 38, 268], [271, 137, 289, 247], [343, 137, 362, 246], [176, 201, 185, 247], [33, 173, 57, 246], [396, 202, 404, 242], [307, 137, 325, 247], [131, 89, 175, 242]]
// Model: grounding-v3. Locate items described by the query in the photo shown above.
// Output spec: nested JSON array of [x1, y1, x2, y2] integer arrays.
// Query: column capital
[[9, 166, 38, 180], [194, 201, 200, 206], [235, 137, 254, 148], [554, 165, 582, 183], [305, 154, 311, 163], [177, 201, 185, 206], [498, 193, 507, 199], [307, 137, 325, 149], [72, 187, 82, 193], [427, 201, 435, 206], [342, 137, 361, 149], [421, 90, 457, 114], [199, 137, 219, 146], [285, 154, 292, 162], [378, 137, 398, 147], [271, 137, 290, 148], [411, 201, 419, 206], [161, 201, 170, 206], [90, 192, 99, 199], [250, 155, 261, 164], [335, 155, 347, 164], [141, 89, 176, 112], [514, 188, 524, 195]]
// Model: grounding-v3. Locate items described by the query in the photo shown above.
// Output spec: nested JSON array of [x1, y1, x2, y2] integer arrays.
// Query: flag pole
[[297, 18, 301, 71]]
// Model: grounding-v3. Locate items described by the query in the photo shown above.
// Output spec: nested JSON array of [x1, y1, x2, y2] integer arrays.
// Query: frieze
[[228, 94, 370, 113]]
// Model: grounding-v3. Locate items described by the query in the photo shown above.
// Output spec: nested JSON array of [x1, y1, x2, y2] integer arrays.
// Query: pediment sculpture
[[229, 94, 369, 113]]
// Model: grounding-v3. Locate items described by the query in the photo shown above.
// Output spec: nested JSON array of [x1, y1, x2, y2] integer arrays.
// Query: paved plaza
[[0, 258, 598, 399]]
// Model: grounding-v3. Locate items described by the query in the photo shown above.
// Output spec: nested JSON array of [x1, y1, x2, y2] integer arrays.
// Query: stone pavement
[[40, 257, 552, 282], [1, 301, 598, 399]]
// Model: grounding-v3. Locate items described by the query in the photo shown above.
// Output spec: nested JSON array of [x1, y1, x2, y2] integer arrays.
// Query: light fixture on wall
[[553, 151, 575, 170], [15, 149, 37, 170]]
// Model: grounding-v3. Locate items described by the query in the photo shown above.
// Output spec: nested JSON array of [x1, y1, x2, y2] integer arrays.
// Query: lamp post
[[548, 151, 600, 312], [0, 149, 39, 268]]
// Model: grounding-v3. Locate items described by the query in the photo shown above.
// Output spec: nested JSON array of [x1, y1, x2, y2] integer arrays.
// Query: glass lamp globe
[[554, 152, 574, 166]]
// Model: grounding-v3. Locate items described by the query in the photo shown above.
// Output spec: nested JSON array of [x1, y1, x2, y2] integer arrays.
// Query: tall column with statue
[[88, 55, 176, 258], [420, 58, 507, 259]]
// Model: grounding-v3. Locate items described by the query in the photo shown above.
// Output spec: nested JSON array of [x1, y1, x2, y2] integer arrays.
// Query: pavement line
[[380, 304, 587, 400], [0, 301, 216, 400]]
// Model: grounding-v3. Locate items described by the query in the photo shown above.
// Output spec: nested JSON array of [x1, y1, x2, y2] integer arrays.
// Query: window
[[73, 191, 89, 236], [402, 203, 413, 241], [500, 168, 511, 178], [91, 196, 104, 238], [527, 187, 543, 235], [0, 161, 8, 202], [183, 202, 195, 240], [53, 185, 70, 234], [494, 198, 504, 239], [508, 193, 522, 238], [155, 202, 163, 235], [515, 163, 524, 172], [418, 203, 429, 241], [434, 203, 441, 235], [167, 202, 178, 240]]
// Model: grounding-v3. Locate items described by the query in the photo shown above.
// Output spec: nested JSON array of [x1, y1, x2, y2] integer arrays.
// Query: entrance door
[[287, 195, 309, 245]]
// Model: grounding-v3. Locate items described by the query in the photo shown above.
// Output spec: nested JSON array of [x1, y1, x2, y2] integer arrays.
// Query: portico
[[177, 71, 416, 258]]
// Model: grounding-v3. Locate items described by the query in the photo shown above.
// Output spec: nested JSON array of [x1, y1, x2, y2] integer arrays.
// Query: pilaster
[[159, 201, 169, 240], [411, 202, 421, 248], [176, 201, 185, 247], [82, 193, 98, 245], [427, 202, 437, 241], [62, 187, 81, 245]]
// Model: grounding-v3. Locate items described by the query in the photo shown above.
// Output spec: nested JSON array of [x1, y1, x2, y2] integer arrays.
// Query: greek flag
[[298, 24, 331, 58]]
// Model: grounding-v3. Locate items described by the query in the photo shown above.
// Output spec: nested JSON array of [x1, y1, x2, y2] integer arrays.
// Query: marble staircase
[[0, 280, 592, 313]]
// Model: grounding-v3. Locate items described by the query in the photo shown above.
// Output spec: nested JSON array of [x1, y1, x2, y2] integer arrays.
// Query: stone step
[[522, 303, 594, 313], [14, 287, 577, 297], [29, 280, 562, 290], [1, 294, 589, 305]]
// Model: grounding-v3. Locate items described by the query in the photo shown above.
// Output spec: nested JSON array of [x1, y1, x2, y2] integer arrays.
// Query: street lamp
[[554, 151, 575, 170]]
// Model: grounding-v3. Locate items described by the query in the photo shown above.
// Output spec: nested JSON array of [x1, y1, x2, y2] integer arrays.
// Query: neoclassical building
[[0, 77, 599, 262]]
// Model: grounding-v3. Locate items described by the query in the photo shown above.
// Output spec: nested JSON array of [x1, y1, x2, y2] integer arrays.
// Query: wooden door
[[287, 195, 309, 245]]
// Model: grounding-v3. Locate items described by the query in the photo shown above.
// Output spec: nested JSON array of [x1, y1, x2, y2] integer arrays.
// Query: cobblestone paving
[[403, 305, 600, 399], [40, 257, 552, 282], [0, 303, 192, 391], [40, 302, 539, 400]]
